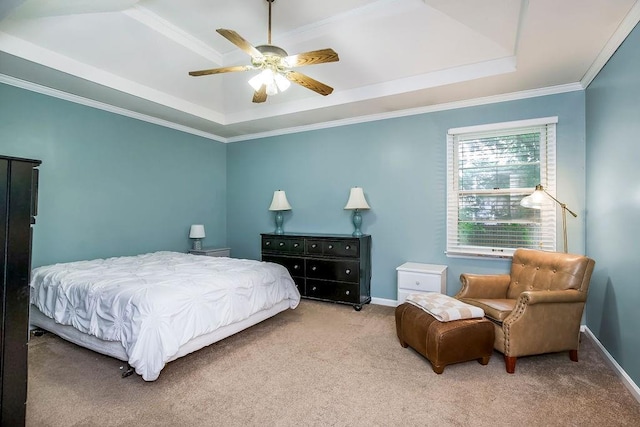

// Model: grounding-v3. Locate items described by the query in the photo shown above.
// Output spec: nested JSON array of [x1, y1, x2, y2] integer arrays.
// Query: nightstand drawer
[[396, 263, 447, 304], [398, 271, 443, 292]]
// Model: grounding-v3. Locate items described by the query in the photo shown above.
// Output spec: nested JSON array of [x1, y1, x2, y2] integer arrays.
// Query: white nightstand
[[188, 247, 231, 257], [396, 262, 447, 304]]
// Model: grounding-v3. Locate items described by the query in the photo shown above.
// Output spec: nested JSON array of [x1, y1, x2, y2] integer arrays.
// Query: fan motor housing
[[255, 44, 288, 57]]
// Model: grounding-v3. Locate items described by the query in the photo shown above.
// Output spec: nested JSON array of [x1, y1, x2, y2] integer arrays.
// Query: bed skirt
[[29, 300, 291, 366]]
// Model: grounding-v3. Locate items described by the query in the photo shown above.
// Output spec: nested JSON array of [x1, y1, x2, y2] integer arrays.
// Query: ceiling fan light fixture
[[189, 0, 338, 103], [274, 72, 291, 91], [248, 69, 290, 95]]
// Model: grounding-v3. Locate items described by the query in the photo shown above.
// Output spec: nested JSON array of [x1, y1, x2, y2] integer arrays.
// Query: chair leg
[[504, 355, 517, 374], [569, 349, 578, 362]]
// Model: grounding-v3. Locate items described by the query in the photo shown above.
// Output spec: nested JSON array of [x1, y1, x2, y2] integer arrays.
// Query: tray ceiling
[[1, 0, 639, 141]]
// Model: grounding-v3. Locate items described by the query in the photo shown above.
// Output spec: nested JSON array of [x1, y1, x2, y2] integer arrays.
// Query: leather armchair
[[455, 249, 595, 373]]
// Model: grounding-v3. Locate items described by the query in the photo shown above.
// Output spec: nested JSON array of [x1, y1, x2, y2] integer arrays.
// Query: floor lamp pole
[[546, 192, 577, 253]]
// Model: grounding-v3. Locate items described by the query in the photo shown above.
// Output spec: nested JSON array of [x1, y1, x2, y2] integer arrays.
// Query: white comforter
[[30, 251, 300, 381]]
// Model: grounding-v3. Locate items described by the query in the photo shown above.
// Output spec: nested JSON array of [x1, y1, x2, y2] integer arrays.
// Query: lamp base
[[351, 210, 363, 237], [192, 239, 202, 250], [274, 211, 285, 235]]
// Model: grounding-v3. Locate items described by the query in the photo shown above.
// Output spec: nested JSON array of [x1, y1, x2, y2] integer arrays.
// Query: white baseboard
[[581, 326, 640, 403], [370, 297, 398, 307]]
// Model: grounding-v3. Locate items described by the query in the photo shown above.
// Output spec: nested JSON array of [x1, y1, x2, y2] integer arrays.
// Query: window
[[446, 117, 558, 258]]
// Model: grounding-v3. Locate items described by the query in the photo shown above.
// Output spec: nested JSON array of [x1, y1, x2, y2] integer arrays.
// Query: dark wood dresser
[[261, 233, 371, 310], [1, 155, 41, 426]]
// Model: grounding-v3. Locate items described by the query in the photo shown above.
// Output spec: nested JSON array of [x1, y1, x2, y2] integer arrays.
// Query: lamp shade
[[520, 185, 553, 209], [269, 190, 292, 211], [189, 224, 206, 239], [344, 187, 370, 210]]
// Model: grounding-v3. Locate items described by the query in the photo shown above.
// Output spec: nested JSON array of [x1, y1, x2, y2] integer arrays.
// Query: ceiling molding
[[0, 74, 226, 143], [224, 0, 418, 64], [226, 82, 584, 143], [122, 5, 224, 65], [226, 56, 517, 125], [0, 31, 227, 124], [1, 71, 582, 145], [581, 0, 640, 88]]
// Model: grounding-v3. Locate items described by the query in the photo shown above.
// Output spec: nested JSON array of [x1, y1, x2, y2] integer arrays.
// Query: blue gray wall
[[585, 23, 640, 386], [0, 83, 227, 267], [227, 91, 587, 300]]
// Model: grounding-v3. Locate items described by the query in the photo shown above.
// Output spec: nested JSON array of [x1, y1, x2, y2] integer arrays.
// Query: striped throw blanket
[[406, 292, 485, 322]]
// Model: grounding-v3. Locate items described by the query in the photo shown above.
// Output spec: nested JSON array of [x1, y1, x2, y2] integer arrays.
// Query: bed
[[29, 251, 300, 381]]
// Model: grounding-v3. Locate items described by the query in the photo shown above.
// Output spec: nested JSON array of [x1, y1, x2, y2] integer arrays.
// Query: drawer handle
[[311, 266, 317, 271], [345, 290, 350, 295], [279, 242, 285, 246], [265, 241, 271, 246], [312, 244, 317, 248], [416, 281, 420, 286], [294, 265, 300, 270], [345, 269, 351, 275], [294, 243, 299, 247], [328, 244, 333, 249], [345, 245, 350, 250], [312, 286, 317, 291]]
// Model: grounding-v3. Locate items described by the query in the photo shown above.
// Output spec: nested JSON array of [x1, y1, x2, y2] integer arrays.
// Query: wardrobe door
[[1, 157, 40, 427]]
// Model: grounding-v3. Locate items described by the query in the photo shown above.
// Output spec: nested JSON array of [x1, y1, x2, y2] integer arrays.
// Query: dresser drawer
[[306, 280, 359, 304], [292, 276, 306, 296], [306, 239, 359, 258], [262, 255, 305, 278], [307, 259, 359, 283], [262, 237, 304, 254]]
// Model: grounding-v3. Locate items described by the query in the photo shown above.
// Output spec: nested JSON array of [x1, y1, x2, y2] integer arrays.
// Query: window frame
[[446, 117, 558, 259]]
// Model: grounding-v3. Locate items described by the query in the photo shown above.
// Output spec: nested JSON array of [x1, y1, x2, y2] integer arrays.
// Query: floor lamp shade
[[344, 187, 370, 237], [269, 190, 292, 235], [520, 184, 577, 253], [189, 224, 205, 250]]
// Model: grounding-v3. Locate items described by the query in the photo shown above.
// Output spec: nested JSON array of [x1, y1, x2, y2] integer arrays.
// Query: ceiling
[[1, 0, 639, 142]]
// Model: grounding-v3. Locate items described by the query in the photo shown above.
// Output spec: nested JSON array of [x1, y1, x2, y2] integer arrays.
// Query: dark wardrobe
[[1, 155, 41, 426]]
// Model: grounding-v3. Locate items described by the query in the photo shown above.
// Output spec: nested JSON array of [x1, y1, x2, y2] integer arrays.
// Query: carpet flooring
[[26, 300, 640, 426]]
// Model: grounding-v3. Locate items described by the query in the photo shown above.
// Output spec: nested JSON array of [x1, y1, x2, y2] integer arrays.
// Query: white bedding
[[30, 251, 300, 381]]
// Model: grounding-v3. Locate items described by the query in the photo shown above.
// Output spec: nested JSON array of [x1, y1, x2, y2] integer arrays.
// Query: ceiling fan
[[188, 0, 339, 103]]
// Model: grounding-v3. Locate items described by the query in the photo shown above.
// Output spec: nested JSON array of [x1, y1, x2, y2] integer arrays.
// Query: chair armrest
[[518, 289, 587, 305], [455, 273, 511, 299]]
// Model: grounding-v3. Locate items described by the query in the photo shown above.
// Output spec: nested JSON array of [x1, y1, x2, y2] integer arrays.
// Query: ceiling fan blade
[[252, 85, 267, 103], [189, 65, 256, 76], [216, 29, 263, 58], [285, 71, 334, 96], [283, 49, 339, 67]]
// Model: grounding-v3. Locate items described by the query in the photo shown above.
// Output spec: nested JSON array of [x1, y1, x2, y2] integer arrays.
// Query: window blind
[[446, 119, 557, 258]]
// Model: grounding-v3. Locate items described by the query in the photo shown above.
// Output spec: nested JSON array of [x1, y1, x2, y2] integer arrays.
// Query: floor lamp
[[520, 184, 577, 253]]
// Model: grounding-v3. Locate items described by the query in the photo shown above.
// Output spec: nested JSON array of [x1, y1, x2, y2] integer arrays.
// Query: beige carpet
[[27, 300, 640, 426]]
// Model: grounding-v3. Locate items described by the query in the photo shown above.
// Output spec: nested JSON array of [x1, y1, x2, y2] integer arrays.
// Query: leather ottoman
[[395, 302, 494, 373]]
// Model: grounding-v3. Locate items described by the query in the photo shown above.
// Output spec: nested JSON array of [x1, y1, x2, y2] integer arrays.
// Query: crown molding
[[581, 0, 640, 88], [2, 70, 583, 145], [0, 74, 227, 143], [226, 82, 583, 142], [122, 5, 224, 65]]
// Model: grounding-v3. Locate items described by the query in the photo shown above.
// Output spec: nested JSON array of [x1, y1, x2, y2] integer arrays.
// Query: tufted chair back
[[506, 249, 593, 299]]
